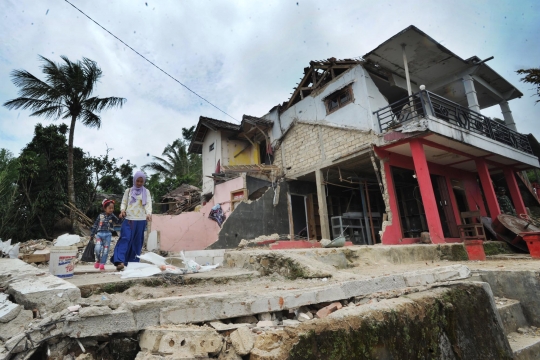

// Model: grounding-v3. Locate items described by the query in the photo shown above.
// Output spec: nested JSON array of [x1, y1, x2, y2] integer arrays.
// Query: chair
[[458, 211, 486, 241]]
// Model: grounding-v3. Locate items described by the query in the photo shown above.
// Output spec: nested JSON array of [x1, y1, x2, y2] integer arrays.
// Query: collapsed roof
[[363, 25, 523, 109], [188, 115, 274, 154]]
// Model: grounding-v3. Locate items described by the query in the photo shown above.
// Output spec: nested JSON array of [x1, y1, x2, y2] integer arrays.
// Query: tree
[[182, 125, 195, 142], [0, 149, 20, 239], [142, 138, 201, 185], [517, 68, 540, 103], [3, 56, 126, 227], [13, 124, 95, 240]]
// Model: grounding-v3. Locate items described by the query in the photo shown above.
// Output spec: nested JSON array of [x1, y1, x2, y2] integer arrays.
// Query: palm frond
[[79, 109, 101, 128], [3, 98, 65, 119], [141, 162, 172, 176], [81, 58, 103, 98], [39, 56, 71, 96], [83, 96, 126, 112], [8, 69, 63, 102]]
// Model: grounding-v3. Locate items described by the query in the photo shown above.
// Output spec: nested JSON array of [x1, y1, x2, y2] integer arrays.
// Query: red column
[[410, 140, 445, 243], [446, 176, 461, 226], [380, 159, 403, 244], [504, 168, 527, 215], [475, 159, 500, 219]]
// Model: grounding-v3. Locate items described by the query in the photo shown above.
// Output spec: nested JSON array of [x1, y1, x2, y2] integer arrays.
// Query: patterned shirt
[[497, 195, 516, 216], [121, 188, 152, 220], [90, 213, 121, 237]]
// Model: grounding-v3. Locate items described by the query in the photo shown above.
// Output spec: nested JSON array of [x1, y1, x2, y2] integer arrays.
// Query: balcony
[[373, 91, 533, 155]]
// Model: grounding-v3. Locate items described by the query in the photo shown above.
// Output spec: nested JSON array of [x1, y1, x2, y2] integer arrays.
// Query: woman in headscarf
[[112, 170, 152, 270]]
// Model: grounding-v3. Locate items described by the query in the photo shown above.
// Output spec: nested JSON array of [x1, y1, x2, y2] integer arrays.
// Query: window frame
[[324, 85, 354, 114]]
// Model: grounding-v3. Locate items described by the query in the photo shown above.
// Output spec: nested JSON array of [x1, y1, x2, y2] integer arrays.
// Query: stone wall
[[273, 121, 377, 178]]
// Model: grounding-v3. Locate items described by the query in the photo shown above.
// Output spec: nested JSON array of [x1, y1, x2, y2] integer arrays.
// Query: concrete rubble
[[0, 243, 539, 359]]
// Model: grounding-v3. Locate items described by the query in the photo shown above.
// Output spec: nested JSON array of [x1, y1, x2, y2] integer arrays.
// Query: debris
[[319, 239, 331, 247], [229, 326, 254, 355], [257, 312, 272, 321], [234, 316, 258, 324], [315, 302, 342, 319], [256, 320, 274, 327], [282, 319, 301, 326], [54, 234, 82, 247], [297, 313, 312, 322]]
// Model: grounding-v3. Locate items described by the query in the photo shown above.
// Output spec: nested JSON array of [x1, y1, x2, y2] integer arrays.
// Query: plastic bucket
[[49, 246, 78, 278]]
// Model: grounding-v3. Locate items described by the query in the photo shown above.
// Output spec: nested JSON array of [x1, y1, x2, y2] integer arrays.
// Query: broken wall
[[154, 177, 244, 252], [276, 66, 389, 132], [202, 129, 222, 195], [208, 182, 290, 249], [273, 121, 377, 179]]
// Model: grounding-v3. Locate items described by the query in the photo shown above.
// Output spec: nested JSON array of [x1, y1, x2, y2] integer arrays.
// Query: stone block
[[316, 303, 339, 319], [256, 321, 274, 327], [0, 298, 22, 323], [230, 326, 254, 355], [79, 306, 112, 318], [0, 309, 32, 341], [63, 310, 137, 337], [282, 319, 301, 326], [257, 312, 272, 321], [0, 259, 81, 315], [139, 325, 223, 357]]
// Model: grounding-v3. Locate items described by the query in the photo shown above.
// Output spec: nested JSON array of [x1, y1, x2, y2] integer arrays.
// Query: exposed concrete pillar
[[499, 100, 517, 131], [409, 140, 445, 244], [462, 75, 481, 113], [401, 44, 413, 96], [315, 169, 331, 240], [503, 168, 527, 215], [475, 159, 501, 219]]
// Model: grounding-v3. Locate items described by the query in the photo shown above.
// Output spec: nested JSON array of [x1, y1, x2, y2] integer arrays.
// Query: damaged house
[[154, 25, 539, 251]]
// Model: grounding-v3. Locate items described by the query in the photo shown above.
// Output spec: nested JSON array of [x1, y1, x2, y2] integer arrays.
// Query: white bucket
[[49, 246, 78, 278]]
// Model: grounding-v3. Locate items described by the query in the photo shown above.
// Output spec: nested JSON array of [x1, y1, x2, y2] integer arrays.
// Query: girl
[[90, 199, 120, 270], [112, 170, 152, 271]]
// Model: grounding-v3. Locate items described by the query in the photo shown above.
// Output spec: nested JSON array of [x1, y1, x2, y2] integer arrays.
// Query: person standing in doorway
[[496, 187, 516, 216], [112, 170, 152, 270]]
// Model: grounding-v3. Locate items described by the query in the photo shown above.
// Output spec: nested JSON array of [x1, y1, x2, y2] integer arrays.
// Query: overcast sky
[[1, 0, 539, 170]]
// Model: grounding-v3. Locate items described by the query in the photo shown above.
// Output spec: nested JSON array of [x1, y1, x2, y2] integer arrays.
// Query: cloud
[[1, 0, 539, 170]]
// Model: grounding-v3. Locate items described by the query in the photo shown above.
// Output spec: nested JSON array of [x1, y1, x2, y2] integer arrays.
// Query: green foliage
[[0, 124, 135, 241], [182, 125, 195, 141], [0, 149, 20, 240], [3, 55, 126, 213], [517, 67, 540, 103], [142, 128, 202, 205]]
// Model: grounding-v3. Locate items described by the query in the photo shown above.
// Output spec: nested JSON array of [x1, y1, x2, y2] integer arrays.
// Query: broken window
[[209, 143, 214, 152], [325, 85, 353, 114]]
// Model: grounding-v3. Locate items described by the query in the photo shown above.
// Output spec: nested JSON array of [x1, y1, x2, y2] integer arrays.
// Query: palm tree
[[143, 139, 201, 185], [3, 55, 125, 225]]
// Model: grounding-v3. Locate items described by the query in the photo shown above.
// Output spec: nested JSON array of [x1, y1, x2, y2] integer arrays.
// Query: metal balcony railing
[[373, 90, 533, 155]]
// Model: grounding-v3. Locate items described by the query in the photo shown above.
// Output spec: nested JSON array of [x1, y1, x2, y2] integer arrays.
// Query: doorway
[[431, 175, 459, 238], [291, 194, 309, 238]]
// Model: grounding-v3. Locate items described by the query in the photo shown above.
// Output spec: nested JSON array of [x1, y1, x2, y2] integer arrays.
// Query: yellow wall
[[223, 139, 260, 166]]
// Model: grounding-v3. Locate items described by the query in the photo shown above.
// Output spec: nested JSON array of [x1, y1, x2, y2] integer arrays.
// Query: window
[[209, 143, 214, 152], [325, 86, 353, 114]]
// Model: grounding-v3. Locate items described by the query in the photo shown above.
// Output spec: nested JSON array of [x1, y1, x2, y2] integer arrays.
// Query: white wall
[[202, 130, 222, 195], [271, 65, 389, 138]]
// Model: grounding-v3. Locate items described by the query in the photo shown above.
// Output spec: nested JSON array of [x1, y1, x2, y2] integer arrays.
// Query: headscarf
[[130, 170, 148, 206]]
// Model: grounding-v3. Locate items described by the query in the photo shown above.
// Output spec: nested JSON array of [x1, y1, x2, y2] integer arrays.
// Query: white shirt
[[121, 188, 152, 220]]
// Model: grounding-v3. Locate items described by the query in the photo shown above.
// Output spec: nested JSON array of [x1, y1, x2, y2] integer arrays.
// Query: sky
[[0, 0, 539, 170]]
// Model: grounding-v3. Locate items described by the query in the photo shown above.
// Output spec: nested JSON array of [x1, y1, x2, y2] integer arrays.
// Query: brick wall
[[273, 121, 376, 177]]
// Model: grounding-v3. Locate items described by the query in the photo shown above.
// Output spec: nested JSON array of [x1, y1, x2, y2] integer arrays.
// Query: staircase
[[496, 297, 540, 359]]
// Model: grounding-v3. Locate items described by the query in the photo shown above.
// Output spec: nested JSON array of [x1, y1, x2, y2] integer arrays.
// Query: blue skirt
[[112, 220, 146, 266]]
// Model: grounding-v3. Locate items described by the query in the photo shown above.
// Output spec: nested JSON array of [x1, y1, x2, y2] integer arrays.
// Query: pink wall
[[153, 177, 244, 252]]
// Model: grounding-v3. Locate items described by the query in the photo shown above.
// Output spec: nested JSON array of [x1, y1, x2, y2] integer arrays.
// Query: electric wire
[[63, 0, 239, 123]]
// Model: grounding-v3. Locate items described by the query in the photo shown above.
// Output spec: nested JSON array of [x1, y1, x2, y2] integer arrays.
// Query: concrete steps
[[496, 298, 529, 335], [495, 297, 540, 359], [508, 332, 540, 360]]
